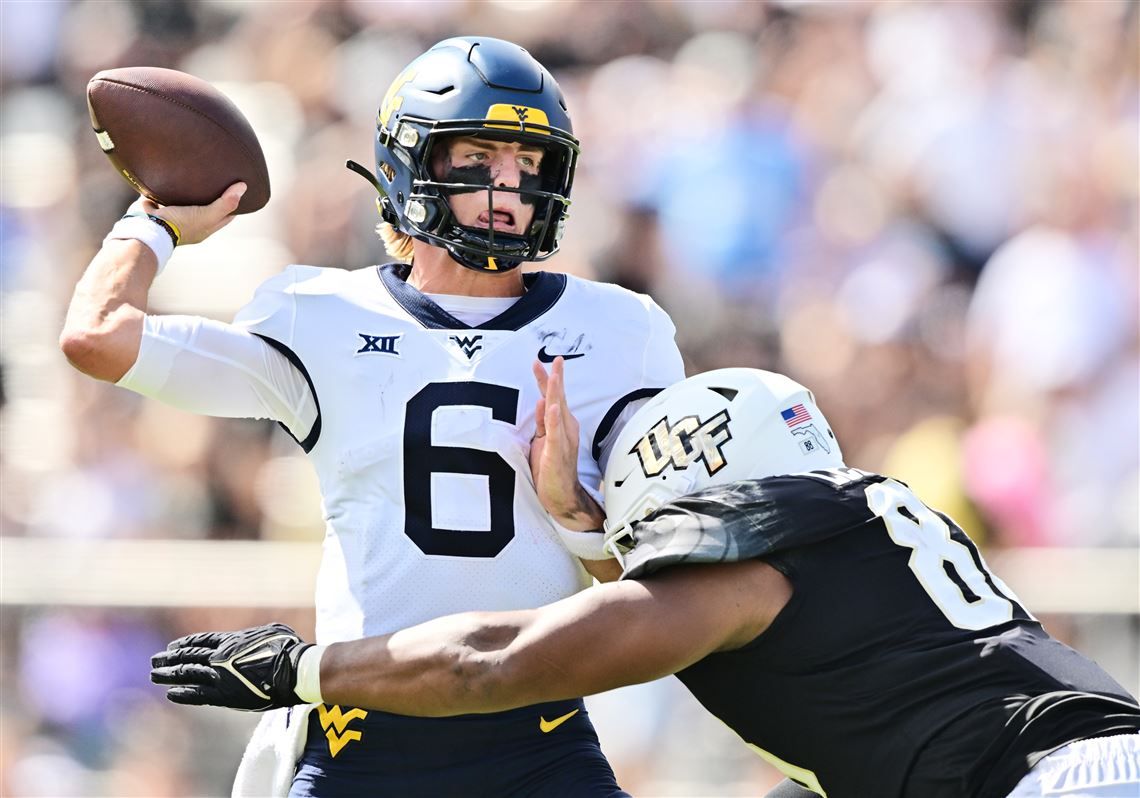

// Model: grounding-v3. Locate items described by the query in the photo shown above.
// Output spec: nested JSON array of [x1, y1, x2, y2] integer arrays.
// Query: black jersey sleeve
[[619, 468, 883, 580]]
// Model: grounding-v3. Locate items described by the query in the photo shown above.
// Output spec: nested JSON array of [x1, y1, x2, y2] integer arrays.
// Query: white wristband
[[104, 216, 175, 274], [553, 522, 614, 560], [294, 644, 326, 704]]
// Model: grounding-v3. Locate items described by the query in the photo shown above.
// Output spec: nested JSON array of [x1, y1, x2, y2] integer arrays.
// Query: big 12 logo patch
[[632, 410, 732, 477]]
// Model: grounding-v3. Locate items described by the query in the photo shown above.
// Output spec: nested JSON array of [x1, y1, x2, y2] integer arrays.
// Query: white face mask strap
[[602, 534, 629, 570]]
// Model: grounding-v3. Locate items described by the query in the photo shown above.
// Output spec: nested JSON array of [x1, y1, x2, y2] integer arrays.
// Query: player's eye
[[466, 151, 488, 162], [519, 155, 536, 168]]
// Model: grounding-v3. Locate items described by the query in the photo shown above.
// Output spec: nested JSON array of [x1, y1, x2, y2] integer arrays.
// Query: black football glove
[[150, 622, 312, 711]]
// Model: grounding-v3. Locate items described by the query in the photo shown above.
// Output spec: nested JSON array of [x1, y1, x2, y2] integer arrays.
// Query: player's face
[[431, 136, 545, 235]]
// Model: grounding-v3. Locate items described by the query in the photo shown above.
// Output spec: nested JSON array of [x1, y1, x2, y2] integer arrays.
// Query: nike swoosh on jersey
[[539, 708, 580, 733], [537, 346, 585, 363]]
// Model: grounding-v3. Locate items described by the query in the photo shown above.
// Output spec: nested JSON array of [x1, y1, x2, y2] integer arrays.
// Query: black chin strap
[[347, 159, 398, 225], [346, 159, 386, 197]]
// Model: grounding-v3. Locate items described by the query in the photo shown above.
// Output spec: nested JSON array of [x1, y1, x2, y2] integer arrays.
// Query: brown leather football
[[87, 67, 270, 214]]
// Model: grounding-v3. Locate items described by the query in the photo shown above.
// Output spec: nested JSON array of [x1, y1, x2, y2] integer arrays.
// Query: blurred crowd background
[[1, 0, 1137, 795]]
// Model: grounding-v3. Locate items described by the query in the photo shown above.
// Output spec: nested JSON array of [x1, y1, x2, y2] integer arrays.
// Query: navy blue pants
[[289, 699, 628, 797]]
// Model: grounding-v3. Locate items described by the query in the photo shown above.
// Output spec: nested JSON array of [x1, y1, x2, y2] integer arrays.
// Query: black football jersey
[[620, 468, 1140, 798]]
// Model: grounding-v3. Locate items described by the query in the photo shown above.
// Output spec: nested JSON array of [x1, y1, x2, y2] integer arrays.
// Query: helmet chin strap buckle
[[447, 247, 520, 274]]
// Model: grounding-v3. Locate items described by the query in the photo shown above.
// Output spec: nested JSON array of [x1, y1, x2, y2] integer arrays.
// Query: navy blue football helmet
[[347, 37, 579, 273]]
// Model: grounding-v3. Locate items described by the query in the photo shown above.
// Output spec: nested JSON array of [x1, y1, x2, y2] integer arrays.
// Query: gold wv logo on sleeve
[[318, 704, 368, 758], [633, 410, 732, 477]]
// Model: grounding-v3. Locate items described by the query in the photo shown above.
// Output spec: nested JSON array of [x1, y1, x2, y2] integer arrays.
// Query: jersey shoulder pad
[[562, 277, 682, 387], [233, 265, 346, 342], [565, 276, 675, 333], [620, 470, 885, 580]]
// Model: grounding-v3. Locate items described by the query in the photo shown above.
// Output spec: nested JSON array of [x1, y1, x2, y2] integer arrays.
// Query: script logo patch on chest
[[535, 330, 589, 363]]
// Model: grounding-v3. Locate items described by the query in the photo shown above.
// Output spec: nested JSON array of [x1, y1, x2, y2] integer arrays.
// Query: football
[[86, 66, 270, 214]]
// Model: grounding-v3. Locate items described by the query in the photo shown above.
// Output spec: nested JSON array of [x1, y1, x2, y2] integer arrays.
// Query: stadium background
[[0, 0, 1136, 795]]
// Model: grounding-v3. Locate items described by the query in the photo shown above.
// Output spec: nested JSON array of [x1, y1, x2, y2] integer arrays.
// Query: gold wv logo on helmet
[[378, 68, 416, 128], [484, 103, 550, 134], [632, 411, 732, 478]]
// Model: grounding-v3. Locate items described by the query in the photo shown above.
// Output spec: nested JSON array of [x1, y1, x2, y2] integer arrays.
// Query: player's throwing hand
[[151, 623, 310, 711], [131, 181, 247, 246]]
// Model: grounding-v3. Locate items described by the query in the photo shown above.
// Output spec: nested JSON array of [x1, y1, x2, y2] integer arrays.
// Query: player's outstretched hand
[[530, 356, 603, 531], [150, 622, 311, 711]]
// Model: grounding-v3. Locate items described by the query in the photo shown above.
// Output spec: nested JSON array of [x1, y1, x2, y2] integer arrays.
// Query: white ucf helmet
[[602, 368, 844, 552]]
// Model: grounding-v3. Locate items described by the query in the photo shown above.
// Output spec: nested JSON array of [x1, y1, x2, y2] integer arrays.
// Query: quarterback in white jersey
[[63, 37, 682, 797], [216, 260, 678, 641]]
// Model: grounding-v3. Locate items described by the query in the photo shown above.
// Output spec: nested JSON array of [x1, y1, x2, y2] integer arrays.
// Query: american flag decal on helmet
[[781, 404, 812, 428]]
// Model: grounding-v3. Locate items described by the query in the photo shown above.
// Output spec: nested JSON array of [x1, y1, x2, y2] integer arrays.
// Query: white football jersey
[[234, 264, 684, 643]]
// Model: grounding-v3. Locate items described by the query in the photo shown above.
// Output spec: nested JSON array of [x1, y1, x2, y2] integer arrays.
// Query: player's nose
[[490, 152, 522, 189]]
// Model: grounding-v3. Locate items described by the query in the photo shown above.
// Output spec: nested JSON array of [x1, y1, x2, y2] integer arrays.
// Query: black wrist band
[[123, 211, 181, 247]]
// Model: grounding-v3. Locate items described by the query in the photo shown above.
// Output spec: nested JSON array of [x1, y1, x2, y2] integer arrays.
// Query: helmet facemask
[[352, 37, 582, 273], [391, 120, 577, 273]]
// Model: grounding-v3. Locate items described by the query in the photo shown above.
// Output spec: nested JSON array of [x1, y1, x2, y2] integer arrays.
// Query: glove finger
[[151, 646, 217, 669], [165, 685, 218, 706], [151, 662, 221, 686], [167, 630, 230, 651], [166, 685, 265, 712]]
